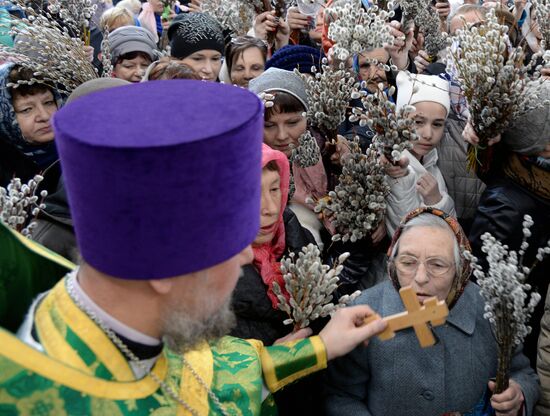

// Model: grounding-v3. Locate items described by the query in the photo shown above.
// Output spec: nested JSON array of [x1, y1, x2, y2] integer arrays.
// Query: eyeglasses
[[394, 255, 454, 278]]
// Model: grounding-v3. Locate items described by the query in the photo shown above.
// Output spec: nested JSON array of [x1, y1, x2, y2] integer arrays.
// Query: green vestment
[[0, 223, 327, 415]]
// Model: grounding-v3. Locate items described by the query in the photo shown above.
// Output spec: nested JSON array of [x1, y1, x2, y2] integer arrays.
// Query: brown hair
[[147, 57, 200, 81], [8, 66, 52, 98], [225, 36, 268, 74], [264, 91, 305, 120], [115, 51, 153, 66]]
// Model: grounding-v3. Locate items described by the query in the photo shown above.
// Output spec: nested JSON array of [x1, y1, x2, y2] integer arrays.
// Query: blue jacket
[[325, 281, 539, 416]]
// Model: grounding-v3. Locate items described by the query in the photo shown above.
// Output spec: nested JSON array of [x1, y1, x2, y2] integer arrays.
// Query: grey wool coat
[[325, 281, 539, 416]]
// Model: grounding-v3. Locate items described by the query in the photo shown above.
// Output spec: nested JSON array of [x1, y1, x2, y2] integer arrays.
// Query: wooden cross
[[364, 286, 449, 348]]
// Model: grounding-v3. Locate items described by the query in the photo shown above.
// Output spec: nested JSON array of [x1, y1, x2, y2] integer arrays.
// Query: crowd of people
[[0, 0, 549, 415]]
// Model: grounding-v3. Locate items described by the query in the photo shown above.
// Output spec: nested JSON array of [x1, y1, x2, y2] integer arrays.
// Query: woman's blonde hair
[[99, 7, 135, 32]]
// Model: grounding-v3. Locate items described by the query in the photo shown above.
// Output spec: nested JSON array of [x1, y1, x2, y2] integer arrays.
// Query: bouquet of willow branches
[[0, 13, 97, 94], [326, 0, 395, 61], [350, 83, 418, 163], [447, 8, 547, 173], [0, 176, 47, 238], [273, 244, 360, 330], [11, 0, 96, 44], [100, 26, 114, 78], [315, 140, 389, 243], [464, 215, 547, 394], [532, 0, 550, 50], [398, 0, 448, 61], [290, 130, 321, 168], [297, 58, 358, 143], [200, 0, 283, 38]]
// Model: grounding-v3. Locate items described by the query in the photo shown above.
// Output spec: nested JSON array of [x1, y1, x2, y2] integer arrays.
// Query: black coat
[[0, 139, 42, 187], [469, 175, 550, 366], [230, 208, 317, 345]]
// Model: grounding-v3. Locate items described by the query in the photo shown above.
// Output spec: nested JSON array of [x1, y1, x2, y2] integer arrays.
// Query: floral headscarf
[[253, 144, 291, 309], [387, 207, 472, 309]]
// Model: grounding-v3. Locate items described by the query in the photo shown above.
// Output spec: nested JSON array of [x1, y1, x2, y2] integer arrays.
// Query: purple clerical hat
[[53, 80, 263, 279]]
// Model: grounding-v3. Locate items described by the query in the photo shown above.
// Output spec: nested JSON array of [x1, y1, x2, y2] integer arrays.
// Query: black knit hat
[[168, 13, 225, 59]]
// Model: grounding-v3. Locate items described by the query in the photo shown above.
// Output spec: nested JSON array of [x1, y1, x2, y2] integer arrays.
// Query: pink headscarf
[[253, 144, 291, 309], [138, 2, 159, 44]]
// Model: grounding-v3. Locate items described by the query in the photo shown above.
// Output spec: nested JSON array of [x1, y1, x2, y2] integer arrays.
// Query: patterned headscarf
[[387, 207, 472, 309], [0, 63, 61, 169]]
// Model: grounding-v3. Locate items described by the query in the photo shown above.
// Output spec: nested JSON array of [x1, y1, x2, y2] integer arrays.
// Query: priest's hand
[[488, 379, 525, 416], [319, 305, 387, 361]]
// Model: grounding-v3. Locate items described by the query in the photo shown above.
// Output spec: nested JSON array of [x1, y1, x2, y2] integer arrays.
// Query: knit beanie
[[502, 81, 550, 155], [108, 26, 159, 65], [168, 13, 224, 59], [248, 67, 308, 110], [266, 45, 322, 74], [396, 71, 450, 115]]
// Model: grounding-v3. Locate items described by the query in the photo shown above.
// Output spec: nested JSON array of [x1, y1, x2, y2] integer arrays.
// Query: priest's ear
[[149, 278, 174, 295]]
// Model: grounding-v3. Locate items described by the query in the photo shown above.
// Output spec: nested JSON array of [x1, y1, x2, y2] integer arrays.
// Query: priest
[[0, 80, 386, 415]]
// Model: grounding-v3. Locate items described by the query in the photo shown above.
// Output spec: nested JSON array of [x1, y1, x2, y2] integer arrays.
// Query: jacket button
[[422, 390, 435, 401]]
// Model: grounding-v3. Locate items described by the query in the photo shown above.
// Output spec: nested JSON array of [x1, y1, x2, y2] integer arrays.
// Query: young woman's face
[[113, 54, 152, 83], [230, 47, 265, 88], [13, 89, 57, 144], [179, 50, 222, 82], [410, 101, 447, 159], [263, 110, 307, 157], [254, 168, 282, 246]]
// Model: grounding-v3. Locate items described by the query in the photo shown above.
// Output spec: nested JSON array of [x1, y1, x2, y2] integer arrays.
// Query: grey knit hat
[[502, 81, 550, 155], [108, 26, 160, 65], [248, 67, 308, 110]]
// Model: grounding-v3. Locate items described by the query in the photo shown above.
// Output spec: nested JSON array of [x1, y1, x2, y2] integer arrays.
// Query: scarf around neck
[[253, 144, 291, 309]]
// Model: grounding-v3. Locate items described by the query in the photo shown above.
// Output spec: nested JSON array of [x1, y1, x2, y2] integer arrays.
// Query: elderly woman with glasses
[[325, 208, 539, 416]]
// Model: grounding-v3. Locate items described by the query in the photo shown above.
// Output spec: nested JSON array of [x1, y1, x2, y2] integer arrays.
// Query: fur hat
[[53, 80, 263, 279]]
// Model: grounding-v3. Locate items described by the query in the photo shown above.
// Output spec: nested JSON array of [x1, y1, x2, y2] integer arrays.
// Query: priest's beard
[[161, 296, 236, 354]]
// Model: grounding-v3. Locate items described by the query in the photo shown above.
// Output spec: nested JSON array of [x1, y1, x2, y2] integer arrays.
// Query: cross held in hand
[[364, 286, 449, 348]]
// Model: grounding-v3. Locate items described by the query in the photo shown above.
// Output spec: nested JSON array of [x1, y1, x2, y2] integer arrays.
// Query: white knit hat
[[396, 71, 450, 115]]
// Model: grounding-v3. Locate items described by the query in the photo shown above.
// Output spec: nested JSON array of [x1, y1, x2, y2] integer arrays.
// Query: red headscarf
[[253, 144, 291, 309]]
